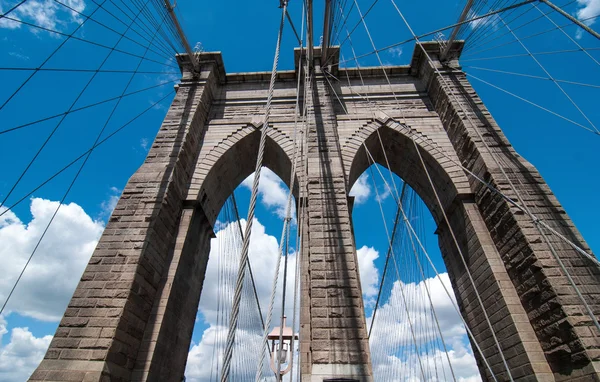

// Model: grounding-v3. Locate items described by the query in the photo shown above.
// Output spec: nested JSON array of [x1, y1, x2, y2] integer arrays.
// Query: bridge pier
[[29, 42, 600, 381]]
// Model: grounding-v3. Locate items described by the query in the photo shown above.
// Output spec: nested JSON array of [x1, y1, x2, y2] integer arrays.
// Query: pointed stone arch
[[343, 117, 472, 224], [343, 118, 552, 380], [190, 123, 298, 226]]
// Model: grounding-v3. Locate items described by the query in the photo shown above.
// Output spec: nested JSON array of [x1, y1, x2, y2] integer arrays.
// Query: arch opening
[[195, 127, 300, 228], [185, 133, 302, 380], [349, 162, 481, 382], [346, 122, 525, 381]]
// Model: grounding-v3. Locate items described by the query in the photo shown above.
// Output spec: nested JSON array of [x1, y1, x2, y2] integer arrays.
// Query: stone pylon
[[30, 42, 600, 382]]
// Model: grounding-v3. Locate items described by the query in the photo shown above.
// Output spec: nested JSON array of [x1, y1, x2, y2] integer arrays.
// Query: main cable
[[219, 3, 288, 380]]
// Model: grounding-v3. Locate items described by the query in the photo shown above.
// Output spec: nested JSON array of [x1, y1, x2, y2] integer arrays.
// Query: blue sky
[[0, 0, 599, 381]]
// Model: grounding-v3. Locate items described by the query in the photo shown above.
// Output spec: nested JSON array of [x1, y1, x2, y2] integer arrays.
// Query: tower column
[[29, 55, 221, 382], [300, 64, 373, 381], [416, 41, 600, 380]]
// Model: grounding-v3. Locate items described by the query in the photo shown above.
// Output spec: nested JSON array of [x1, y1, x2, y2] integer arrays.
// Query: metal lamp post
[[267, 316, 298, 381]]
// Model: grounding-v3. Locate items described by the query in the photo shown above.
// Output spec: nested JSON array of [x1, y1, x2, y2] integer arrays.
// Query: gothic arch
[[344, 118, 471, 224], [343, 119, 549, 380], [192, 124, 298, 226]]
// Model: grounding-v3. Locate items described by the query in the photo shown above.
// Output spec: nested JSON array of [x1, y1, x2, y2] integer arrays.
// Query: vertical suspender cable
[[220, 3, 288, 381]]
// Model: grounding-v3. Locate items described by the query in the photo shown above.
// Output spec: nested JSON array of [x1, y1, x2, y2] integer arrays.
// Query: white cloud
[[186, 218, 299, 381], [0, 0, 86, 33], [0, 198, 104, 321], [468, 10, 500, 31], [242, 167, 293, 219], [98, 186, 121, 220], [368, 273, 481, 381], [0, 316, 52, 382], [576, 0, 600, 38], [0, 5, 22, 29], [390, 46, 403, 58], [349, 173, 371, 204], [8, 51, 29, 60], [577, 0, 600, 24], [356, 245, 380, 305], [140, 138, 150, 151]]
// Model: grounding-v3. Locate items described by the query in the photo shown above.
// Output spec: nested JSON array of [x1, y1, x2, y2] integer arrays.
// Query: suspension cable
[[0, 0, 155, 211], [0, 78, 178, 137], [255, 9, 308, 382], [498, 14, 599, 133], [220, 3, 288, 380], [0, 90, 174, 317]]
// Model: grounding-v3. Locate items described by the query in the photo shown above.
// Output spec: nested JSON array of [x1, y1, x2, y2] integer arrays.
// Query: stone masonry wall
[[29, 57, 219, 381], [416, 42, 600, 380], [29, 44, 600, 382]]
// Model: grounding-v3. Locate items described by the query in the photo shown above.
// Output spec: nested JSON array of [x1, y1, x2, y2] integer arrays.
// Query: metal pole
[[307, 0, 314, 67], [163, 0, 200, 73], [539, 0, 600, 40], [321, 0, 333, 65], [441, 0, 474, 60]]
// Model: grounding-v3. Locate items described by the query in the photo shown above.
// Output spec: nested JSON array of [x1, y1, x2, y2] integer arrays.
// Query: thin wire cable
[[53, 0, 177, 63], [0, 0, 153, 210], [0, 89, 175, 219], [463, 14, 600, 57], [422, 11, 600, 338], [334, 0, 538, 67], [89, 0, 179, 58], [220, 4, 288, 380], [0, 15, 180, 70], [460, 47, 600, 62], [361, 143, 498, 381], [0, 0, 108, 113], [0, 79, 178, 136], [365, 158, 426, 382], [464, 71, 598, 134], [498, 14, 599, 133], [325, 54, 599, 267], [463, 65, 600, 88], [0, 90, 174, 317]]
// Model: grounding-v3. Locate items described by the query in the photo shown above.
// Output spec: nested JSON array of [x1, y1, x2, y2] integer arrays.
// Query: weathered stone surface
[[30, 43, 600, 382]]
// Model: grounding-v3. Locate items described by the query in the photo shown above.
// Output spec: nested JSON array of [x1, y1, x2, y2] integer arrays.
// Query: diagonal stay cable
[[462, 0, 520, 51], [463, 14, 600, 57], [364, 153, 427, 381], [0, 0, 109, 113], [220, 3, 288, 381], [0, 67, 178, 74], [99, 0, 180, 57], [0, 0, 27, 20], [389, 1, 516, 378], [498, 14, 598, 133], [0, 90, 174, 316], [0, 78, 177, 136], [330, 47, 600, 269], [361, 136, 498, 380], [464, 0, 577, 54], [0, 0, 157, 210], [531, 2, 600, 67], [463, 65, 600, 88], [460, 47, 600, 62], [0, 91, 174, 219], [90, 0, 179, 57], [336, 0, 538, 67], [53, 0, 177, 64], [0, 15, 180, 71], [325, 0, 380, 67], [368, 182, 406, 339]]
